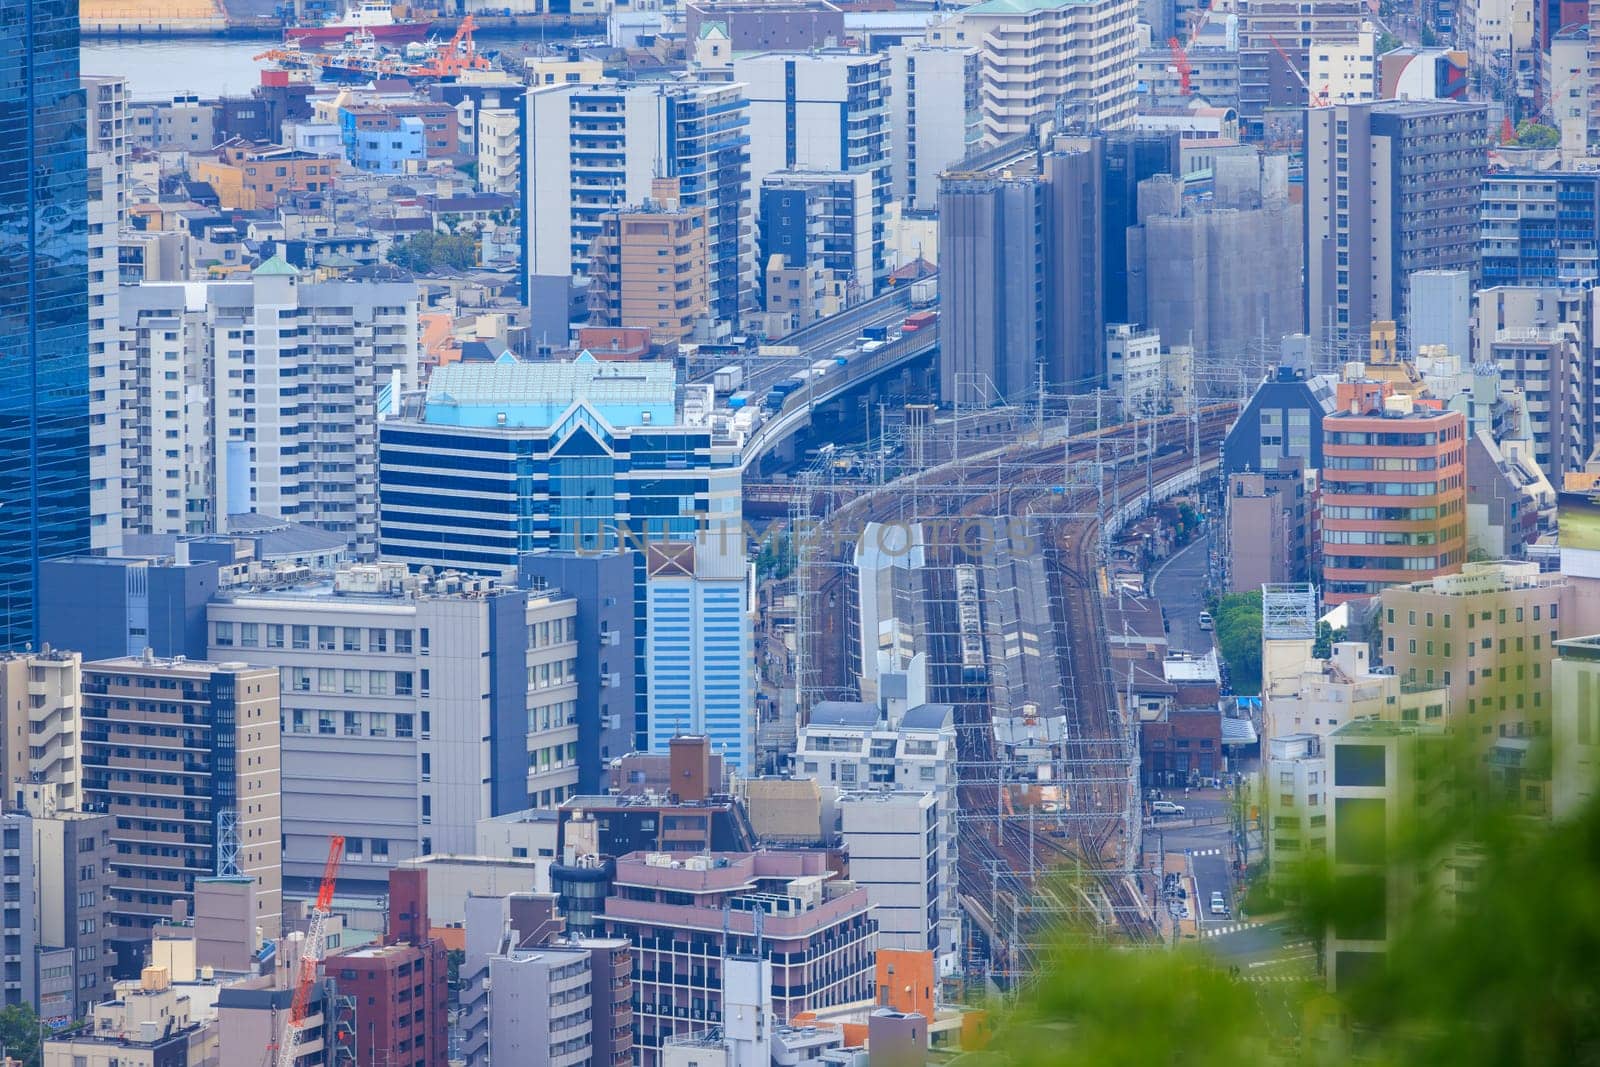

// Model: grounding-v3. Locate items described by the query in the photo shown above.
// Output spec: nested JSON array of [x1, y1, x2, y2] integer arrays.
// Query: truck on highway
[[902, 310, 937, 333], [727, 390, 754, 410], [713, 365, 743, 393], [859, 324, 889, 342], [763, 374, 808, 411], [910, 278, 937, 306], [811, 358, 837, 378]]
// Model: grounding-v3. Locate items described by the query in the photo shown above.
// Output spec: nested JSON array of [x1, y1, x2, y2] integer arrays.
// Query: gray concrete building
[[838, 791, 948, 955], [938, 140, 1103, 404], [22, 788, 115, 1019], [206, 563, 580, 894], [1126, 151, 1302, 362], [1305, 101, 1487, 346]]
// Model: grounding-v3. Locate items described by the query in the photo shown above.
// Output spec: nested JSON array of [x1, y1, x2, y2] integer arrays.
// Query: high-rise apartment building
[[759, 170, 883, 303], [0, 649, 83, 810], [378, 354, 751, 769], [0, 0, 90, 650], [21, 786, 114, 1018], [79, 656, 281, 969], [602, 850, 875, 1067], [928, 0, 1139, 143], [1305, 101, 1487, 345], [114, 263, 418, 550], [1481, 171, 1600, 288], [1236, 0, 1367, 127], [207, 563, 581, 893], [734, 50, 890, 194], [1321, 371, 1468, 603], [885, 44, 980, 212], [736, 51, 891, 301], [523, 80, 752, 326], [84, 74, 128, 553], [587, 178, 710, 346]]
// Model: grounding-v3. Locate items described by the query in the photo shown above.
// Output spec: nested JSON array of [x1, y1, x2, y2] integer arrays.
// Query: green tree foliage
[[1513, 120, 1561, 148], [385, 231, 479, 273], [1213, 591, 1262, 694], [1418, 23, 1439, 45], [1310, 620, 1347, 660], [0, 1003, 43, 1067], [756, 530, 796, 582], [1376, 30, 1402, 54], [993, 777, 1600, 1066]]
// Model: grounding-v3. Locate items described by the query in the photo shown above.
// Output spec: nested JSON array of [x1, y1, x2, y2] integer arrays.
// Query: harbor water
[[84, 28, 590, 101]]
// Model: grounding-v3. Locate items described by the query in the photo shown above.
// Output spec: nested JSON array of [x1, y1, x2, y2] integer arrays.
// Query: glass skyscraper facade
[[0, 0, 91, 650]]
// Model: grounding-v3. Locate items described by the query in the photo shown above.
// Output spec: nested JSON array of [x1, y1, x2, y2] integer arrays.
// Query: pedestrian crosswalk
[[1202, 921, 1264, 939], [1242, 974, 1308, 983], [1188, 847, 1223, 857]]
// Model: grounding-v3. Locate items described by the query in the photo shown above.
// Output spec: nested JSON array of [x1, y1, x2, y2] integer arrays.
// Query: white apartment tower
[[115, 259, 418, 551], [85, 75, 128, 552], [886, 44, 981, 212], [733, 50, 892, 199], [523, 80, 753, 325], [928, 0, 1139, 144]]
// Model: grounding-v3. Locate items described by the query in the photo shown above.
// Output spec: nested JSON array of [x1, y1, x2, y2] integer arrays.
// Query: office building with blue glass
[[377, 353, 753, 772], [0, 0, 91, 650]]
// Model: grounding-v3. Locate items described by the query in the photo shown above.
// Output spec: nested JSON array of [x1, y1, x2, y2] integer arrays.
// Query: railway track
[[793, 404, 1238, 973]]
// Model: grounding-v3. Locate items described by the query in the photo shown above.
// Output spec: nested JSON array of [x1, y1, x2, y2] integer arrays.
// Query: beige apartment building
[[1380, 561, 1574, 745], [0, 648, 83, 810], [80, 656, 282, 961], [1553, 635, 1600, 819], [928, 0, 1138, 144], [587, 177, 710, 345]]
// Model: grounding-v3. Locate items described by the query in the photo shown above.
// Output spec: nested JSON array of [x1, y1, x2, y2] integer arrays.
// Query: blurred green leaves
[[988, 780, 1600, 1065]]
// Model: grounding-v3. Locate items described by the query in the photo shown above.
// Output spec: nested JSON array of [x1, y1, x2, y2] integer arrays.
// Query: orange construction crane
[[1168, 37, 1193, 95], [269, 835, 344, 1067]]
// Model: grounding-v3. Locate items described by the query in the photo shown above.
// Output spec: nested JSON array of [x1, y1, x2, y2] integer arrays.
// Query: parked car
[[1210, 891, 1228, 916], [1198, 610, 1215, 631], [1151, 800, 1186, 815]]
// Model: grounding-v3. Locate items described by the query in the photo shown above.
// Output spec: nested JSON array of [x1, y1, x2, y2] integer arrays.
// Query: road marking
[[1202, 921, 1264, 939], [1188, 847, 1223, 857], [1242, 974, 1309, 983]]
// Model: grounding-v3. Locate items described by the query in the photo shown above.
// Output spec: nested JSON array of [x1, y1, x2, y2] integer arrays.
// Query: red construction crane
[[269, 835, 344, 1067], [1168, 37, 1193, 95]]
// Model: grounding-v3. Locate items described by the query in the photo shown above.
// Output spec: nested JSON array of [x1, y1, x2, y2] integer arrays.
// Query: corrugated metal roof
[[423, 353, 678, 429]]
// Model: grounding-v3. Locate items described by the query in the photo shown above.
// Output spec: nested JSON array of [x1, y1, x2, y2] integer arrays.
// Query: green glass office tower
[[0, 0, 91, 649]]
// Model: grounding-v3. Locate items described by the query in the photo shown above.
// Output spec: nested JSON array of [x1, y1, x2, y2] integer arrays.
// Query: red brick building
[[330, 869, 448, 1067]]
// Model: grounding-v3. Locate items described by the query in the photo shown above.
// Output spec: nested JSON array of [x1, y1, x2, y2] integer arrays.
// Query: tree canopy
[[385, 230, 479, 273], [1213, 591, 1263, 694], [992, 782, 1600, 1066]]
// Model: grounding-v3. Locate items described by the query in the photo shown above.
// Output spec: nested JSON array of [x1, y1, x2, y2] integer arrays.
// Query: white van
[[1197, 610, 1215, 631]]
